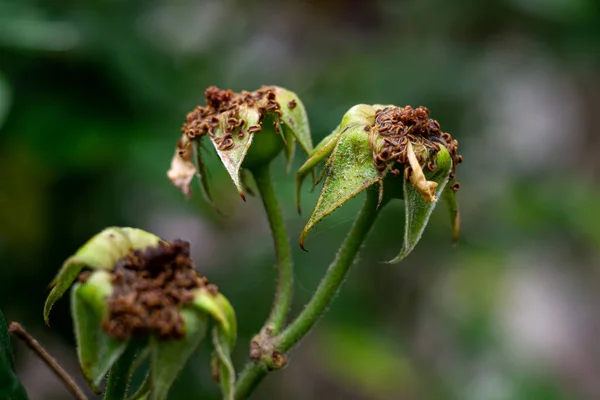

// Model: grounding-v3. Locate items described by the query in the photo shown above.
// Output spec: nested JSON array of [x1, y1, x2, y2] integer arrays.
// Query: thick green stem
[[275, 189, 380, 352], [104, 344, 137, 400], [251, 164, 293, 335]]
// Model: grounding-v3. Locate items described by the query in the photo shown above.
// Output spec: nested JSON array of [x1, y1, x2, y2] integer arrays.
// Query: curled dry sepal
[[297, 104, 463, 262], [43, 227, 238, 400], [168, 85, 313, 202]]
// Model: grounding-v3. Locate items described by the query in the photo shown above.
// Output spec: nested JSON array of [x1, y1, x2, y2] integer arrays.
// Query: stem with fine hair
[[250, 163, 293, 335], [275, 188, 380, 351], [104, 344, 138, 400], [234, 362, 268, 400], [234, 189, 380, 399]]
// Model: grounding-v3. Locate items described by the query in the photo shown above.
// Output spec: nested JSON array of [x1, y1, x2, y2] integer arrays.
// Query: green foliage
[[0, 310, 28, 400]]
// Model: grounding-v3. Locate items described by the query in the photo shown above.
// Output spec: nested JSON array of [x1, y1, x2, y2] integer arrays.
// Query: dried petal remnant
[[369, 105, 462, 187], [99, 240, 211, 341], [167, 137, 197, 198], [406, 142, 438, 202]]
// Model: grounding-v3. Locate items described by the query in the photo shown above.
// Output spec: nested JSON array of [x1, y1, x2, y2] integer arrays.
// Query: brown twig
[[9, 322, 87, 400]]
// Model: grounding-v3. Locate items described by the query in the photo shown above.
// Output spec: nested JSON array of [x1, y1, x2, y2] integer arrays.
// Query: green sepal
[[44, 227, 162, 325], [192, 289, 237, 348], [193, 138, 215, 206], [72, 272, 128, 392], [0, 310, 28, 400], [193, 288, 237, 400], [210, 107, 260, 199], [127, 371, 151, 400], [300, 124, 381, 249], [387, 145, 453, 263], [295, 125, 344, 214], [275, 87, 313, 170], [295, 104, 378, 215], [149, 308, 208, 400], [210, 327, 235, 400], [442, 182, 460, 242]]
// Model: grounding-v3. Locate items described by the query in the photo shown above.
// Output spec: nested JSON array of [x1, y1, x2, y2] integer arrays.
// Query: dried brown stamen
[[180, 86, 283, 146], [97, 240, 211, 341], [370, 105, 462, 190]]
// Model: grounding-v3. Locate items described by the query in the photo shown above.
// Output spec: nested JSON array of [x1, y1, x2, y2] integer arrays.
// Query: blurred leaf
[[150, 309, 207, 400], [388, 145, 452, 263], [44, 227, 163, 324], [0, 72, 10, 130], [72, 274, 128, 392], [0, 309, 15, 371], [0, 310, 28, 400], [318, 325, 413, 399], [0, 3, 79, 51]]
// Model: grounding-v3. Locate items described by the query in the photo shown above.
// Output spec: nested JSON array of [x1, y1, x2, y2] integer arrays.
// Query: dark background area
[[1, 0, 600, 399]]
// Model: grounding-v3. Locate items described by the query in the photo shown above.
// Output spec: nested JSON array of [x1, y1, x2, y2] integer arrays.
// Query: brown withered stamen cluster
[[181, 86, 282, 151], [99, 240, 213, 341], [369, 106, 462, 191]]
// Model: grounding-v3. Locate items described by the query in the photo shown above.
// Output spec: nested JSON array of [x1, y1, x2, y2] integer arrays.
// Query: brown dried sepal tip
[[369, 106, 463, 191], [181, 85, 282, 145], [98, 240, 211, 341]]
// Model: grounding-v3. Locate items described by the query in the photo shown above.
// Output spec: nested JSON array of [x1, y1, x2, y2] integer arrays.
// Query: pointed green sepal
[[44, 227, 162, 325], [295, 125, 344, 214], [296, 104, 377, 215], [274, 87, 313, 170], [72, 271, 128, 392], [211, 107, 260, 199], [149, 308, 208, 400], [300, 125, 381, 249], [443, 182, 460, 242], [193, 138, 215, 205], [387, 145, 453, 263]]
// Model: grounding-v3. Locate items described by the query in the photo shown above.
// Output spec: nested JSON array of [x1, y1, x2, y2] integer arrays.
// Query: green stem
[[234, 190, 380, 399], [250, 164, 293, 335], [275, 189, 380, 352], [104, 344, 138, 400], [234, 362, 268, 400]]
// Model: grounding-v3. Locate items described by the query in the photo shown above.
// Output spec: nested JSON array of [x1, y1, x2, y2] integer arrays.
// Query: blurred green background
[[2, 0, 600, 399]]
